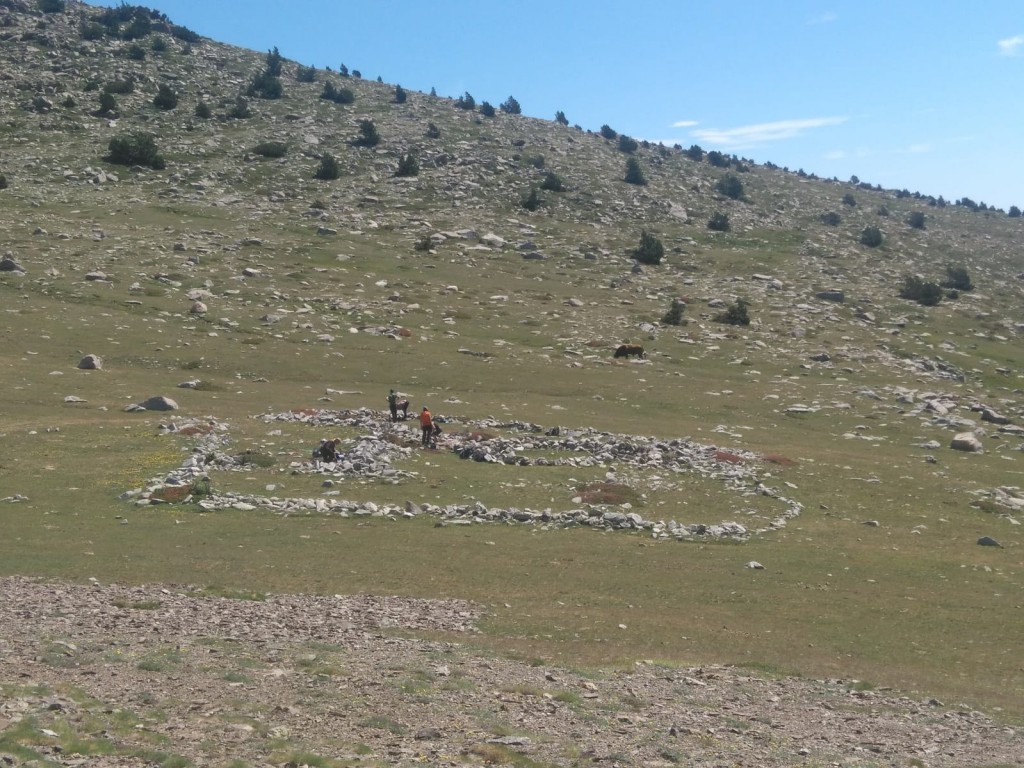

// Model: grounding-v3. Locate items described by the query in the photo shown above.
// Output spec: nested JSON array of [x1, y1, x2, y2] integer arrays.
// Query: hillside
[[1, 2, 1023, 766]]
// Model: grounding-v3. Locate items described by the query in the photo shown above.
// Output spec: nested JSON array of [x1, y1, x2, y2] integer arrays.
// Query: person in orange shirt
[[419, 407, 433, 447]]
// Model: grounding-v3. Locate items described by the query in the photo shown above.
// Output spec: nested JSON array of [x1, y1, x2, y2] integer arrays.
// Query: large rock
[[77, 354, 102, 370], [138, 396, 180, 412], [0, 254, 25, 273], [950, 432, 983, 452]]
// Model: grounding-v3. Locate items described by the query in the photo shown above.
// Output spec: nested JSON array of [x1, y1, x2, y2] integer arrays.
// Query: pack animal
[[614, 344, 646, 359], [395, 398, 410, 419]]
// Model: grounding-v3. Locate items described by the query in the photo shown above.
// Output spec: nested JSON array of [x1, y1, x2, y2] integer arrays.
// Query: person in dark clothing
[[387, 389, 399, 421]]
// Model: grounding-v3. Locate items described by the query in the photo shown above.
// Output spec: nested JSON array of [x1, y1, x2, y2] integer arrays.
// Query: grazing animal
[[396, 398, 410, 419], [614, 344, 645, 359]]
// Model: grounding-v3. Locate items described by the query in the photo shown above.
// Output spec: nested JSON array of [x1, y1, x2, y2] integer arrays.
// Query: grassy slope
[[0, 1, 1022, 721]]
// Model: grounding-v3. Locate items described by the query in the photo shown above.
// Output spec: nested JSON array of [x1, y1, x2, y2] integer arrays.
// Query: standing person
[[419, 406, 433, 447], [387, 389, 399, 422]]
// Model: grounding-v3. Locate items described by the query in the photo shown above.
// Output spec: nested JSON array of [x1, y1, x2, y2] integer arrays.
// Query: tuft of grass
[[358, 715, 407, 735]]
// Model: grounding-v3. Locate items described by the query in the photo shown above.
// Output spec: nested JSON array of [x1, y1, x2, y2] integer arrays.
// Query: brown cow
[[614, 344, 645, 359]]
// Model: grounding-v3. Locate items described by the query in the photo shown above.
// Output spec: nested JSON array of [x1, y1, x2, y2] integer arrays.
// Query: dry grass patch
[[574, 482, 639, 506]]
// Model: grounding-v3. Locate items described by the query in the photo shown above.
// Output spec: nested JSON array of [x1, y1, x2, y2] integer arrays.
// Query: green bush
[[252, 141, 288, 158], [107, 132, 165, 169], [1009, 205, 1021, 218], [716, 173, 744, 200], [170, 24, 200, 43], [521, 187, 542, 211], [126, 42, 146, 60], [540, 172, 564, 192], [97, 91, 117, 115], [618, 134, 638, 153], [151, 35, 167, 52], [599, 124, 617, 140], [842, 193, 857, 206], [634, 230, 664, 265], [38, 0, 65, 13], [941, 265, 973, 291], [859, 226, 883, 247], [426, 122, 441, 139], [821, 211, 841, 226], [455, 92, 475, 110], [248, 71, 282, 100], [899, 275, 942, 306], [227, 97, 251, 119], [395, 152, 419, 177], [394, 84, 407, 103], [501, 95, 521, 114], [153, 83, 178, 110], [315, 152, 340, 180], [80, 22, 105, 40], [555, 110, 568, 126], [194, 100, 211, 119], [708, 212, 730, 231], [685, 144, 704, 161], [907, 211, 926, 229], [624, 157, 646, 185], [0, 173, 8, 190], [296, 64, 316, 82], [354, 119, 380, 147], [707, 151, 730, 168], [715, 298, 750, 326], [320, 81, 354, 104], [479, 101, 495, 117], [661, 298, 686, 326]]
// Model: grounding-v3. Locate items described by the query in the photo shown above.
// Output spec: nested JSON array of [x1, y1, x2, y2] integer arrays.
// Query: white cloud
[[998, 35, 1024, 56], [672, 120, 698, 128], [824, 150, 846, 160], [691, 117, 848, 149]]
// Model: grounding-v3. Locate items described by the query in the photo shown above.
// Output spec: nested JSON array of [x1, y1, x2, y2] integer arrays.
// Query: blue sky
[[97, 1, 1022, 210]]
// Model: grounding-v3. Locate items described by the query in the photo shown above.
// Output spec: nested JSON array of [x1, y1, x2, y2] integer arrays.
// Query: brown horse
[[614, 344, 645, 359]]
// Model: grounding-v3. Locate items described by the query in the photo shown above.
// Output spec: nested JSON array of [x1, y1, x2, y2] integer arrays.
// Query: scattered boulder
[[77, 354, 102, 371], [977, 536, 1002, 547], [190, 301, 208, 315], [950, 432, 983, 452], [136, 396, 179, 412], [0, 253, 24, 273], [816, 290, 845, 302]]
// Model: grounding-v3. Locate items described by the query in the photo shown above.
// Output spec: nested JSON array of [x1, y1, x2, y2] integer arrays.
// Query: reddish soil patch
[[576, 482, 637, 505], [149, 485, 191, 503], [763, 454, 798, 467], [715, 450, 744, 464]]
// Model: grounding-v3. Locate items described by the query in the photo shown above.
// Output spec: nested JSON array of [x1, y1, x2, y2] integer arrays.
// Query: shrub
[[264, 46, 283, 77], [170, 24, 200, 43], [296, 64, 316, 82], [107, 132, 165, 169], [395, 152, 419, 177], [907, 211, 926, 229], [899, 275, 942, 306], [338, 63, 349, 77], [1009, 205, 1021, 218], [842, 193, 856, 206], [315, 152, 340, 180], [194, 100, 211, 119], [38, 0, 64, 13], [623, 157, 646, 185], [661, 298, 686, 326], [876, 205, 889, 217], [634, 230, 664, 265], [97, 91, 117, 115], [455, 92, 475, 110], [500, 95, 521, 114], [708, 212, 730, 231], [152, 83, 178, 110], [354, 119, 380, 147], [126, 42, 145, 60], [716, 173, 744, 200], [821, 211, 841, 226], [521, 187, 542, 211], [540, 171, 564, 192], [425, 122, 441, 139], [685, 144, 704, 161], [526, 154, 545, 169], [618, 134, 638, 153], [859, 226, 883, 247], [248, 70, 282, 99], [0, 173, 7, 190], [80, 22, 105, 40], [227, 96, 251, 119], [394, 84, 407, 103], [320, 81, 354, 104], [252, 141, 287, 158], [599, 124, 617, 140], [715, 298, 750, 326], [707, 150, 730, 168], [479, 101, 495, 117], [941, 265, 973, 291], [151, 35, 167, 52], [554, 110, 568, 125]]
